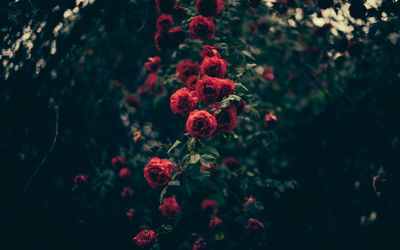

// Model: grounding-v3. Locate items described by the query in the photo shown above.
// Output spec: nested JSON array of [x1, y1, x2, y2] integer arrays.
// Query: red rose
[[156, 14, 173, 31], [126, 208, 136, 220], [125, 95, 141, 108], [159, 197, 181, 219], [119, 168, 131, 180], [264, 113, 278, 128], [246, 218, 265, 232], [168, 26, 186, 47], [170, 88, 198, 116], [200, 45, 221, 59], [133, 229, 158, 247], [209, 216, 222, 228], [262, 67, 274, 81], [200, 56, 227, 78], [222, 157, 240, 171], [193, 238, 207, 250], [74, 174, 88, 187], [186, 110, 217, 138], [155, 0, 177, 14], [144, 157, 175, 189], [155, 30, 171, 51], [121, 186, 133, 198], [111, 156, 127, 168], [186, 75, 199, 90], [218, 78, 235, 100], [213, 104, 237, 133], [189, 15, 215, 42], [144, 72, 159, 92], [195, 75, 220, 105], [145, 56, 162, 72], [196, 0, 224, 17], [243, 197, 256, 212], [176, 59, 200, 83], [201, 199, 218, 214]]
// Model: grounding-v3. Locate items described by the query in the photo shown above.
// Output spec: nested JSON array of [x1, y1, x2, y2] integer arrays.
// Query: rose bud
[[119, 168, 131, 180], [176, 59, 200, 84], [374, 173, 399, 196], [200, 45, 221, 59], [347, 40, 363, 57], [317, 0, 334, 9], [196, 0, 224, 17], [264, 113, 278, 128], [111, 156, 127, 168], [121, 186, 133, 198], [222, 157, 240, 171], [186, 75, 199, 90], [144, 157, 175, 189], [201, 199, 218, 215], [212, 104, 237, 133], [145, 56, 162, 72], [195, 75, 221, 105], [74, 174, 88, 187], [186, 110, 218, 139], [200, 56, 227, 78], [155, 0, 177, 14], [126, 208, 136, 220], [262, 67, 275, 81], [170, 87, 199, 116], [193, 238, 207, 250], [156, 14, 173, 31], [349, 3, 367, 19], [159, 197, 181, 219], [246, 218, 265, 232], [189, 15, 216, 42], [209, 216, 223, 228], [243, 197, 256, 212], [133, 229, 158, 247], [125, 95, 141, 108], [168, 26, 186, 47]]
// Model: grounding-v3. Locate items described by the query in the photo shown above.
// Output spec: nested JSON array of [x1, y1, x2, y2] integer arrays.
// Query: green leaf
[[189, 153, 201, 164], [168, 180, 181, 187], [235, 82, 249, 94], [167, 140, 181, 155], [159, 186, 168, 203]]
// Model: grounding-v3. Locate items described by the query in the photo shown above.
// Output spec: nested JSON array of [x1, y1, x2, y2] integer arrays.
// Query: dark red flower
[[186, 110, 217, 138], [154, 30, 171, 51], [262, 67, 275, 81], [176, 59, 200, 83], [201, 199, 218, 214], [125, 95, 141, 108], [159, 197, 181, 219], [155, 0, 177, 14], [189, 16, 215, 42], [144, 157, 175, 189], [264, 113, 278, 128], [121, 186, 133, 198], [144, 72, 165, 95], [156, 14, 173, 31], [213, 104, 237, 133], [193, 238, 207, 250], [186, 75, 199, 90], [111, 156, 127, 168], [196, 0, 224, 17], [74, 174, 88, 187], [200, 56, 227, 78], [246, 218, 265, 232], [170, 87, 198, 116], [119, 168, 131, 180], [222, 157, 240, 171], [133, 229, 158, 247], [218, 78, 235, 100], [126, 208, 136, 220], [209, 216, 223, 228], [168, 26, 186, 47], [195, 75, 221, 105], [200, 45, 221, 59]]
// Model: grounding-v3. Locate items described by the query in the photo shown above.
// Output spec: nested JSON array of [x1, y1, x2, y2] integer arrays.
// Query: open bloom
[[144, 158, 175, 189]]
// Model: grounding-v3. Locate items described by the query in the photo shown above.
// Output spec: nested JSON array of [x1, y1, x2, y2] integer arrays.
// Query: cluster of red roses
[[154, 0, 224, 50], [171, 45, 246, 139]]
